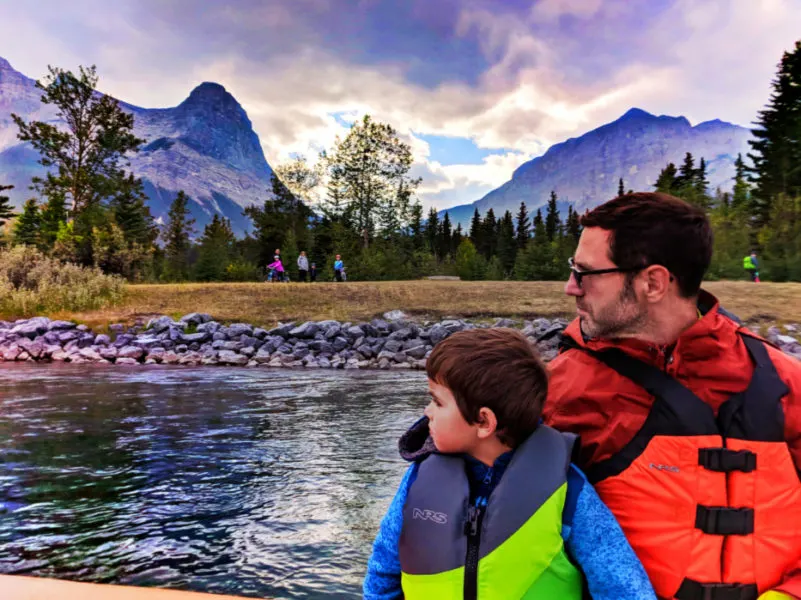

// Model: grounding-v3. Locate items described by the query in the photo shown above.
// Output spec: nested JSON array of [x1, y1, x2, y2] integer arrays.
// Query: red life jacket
[[571, 332, 801, 600]]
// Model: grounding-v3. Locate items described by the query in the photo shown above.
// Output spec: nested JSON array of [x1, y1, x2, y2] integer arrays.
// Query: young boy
[[363, 328, 656, 600]]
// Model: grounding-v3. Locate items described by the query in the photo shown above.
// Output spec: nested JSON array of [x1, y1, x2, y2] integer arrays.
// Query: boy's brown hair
[[426, 327, 548, 447]]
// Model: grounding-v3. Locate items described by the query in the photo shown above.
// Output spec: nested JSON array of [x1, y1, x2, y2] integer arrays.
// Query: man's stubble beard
[[579, 279, 648, 340]]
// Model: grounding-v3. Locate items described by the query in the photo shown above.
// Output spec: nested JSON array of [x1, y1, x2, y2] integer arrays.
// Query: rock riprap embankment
[[1, 313, 799, 369]]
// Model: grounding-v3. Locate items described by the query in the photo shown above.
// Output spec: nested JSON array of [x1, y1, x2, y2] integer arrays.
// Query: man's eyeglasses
[[567, 257, 644, 288]]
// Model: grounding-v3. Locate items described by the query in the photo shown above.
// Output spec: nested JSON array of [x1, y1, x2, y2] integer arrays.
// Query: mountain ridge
[[442, 107, 753, 228], [0, 57, 273, 235]]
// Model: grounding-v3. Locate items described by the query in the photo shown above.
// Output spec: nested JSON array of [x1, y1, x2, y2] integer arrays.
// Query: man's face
[[566, 227, 647, 339], [423, 379, 477, 454]]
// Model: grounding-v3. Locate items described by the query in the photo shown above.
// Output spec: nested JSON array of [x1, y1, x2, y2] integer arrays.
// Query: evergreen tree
[[409, 202, 424, 249], [695, 157, 709, 197], [452, 223, 464, 252], [748, 40, 801, 225], [439, 212, 452, 258], [496, 210, 517, 275], [533, 208, 544, 231], [469, 207, 483, 251], [194, 215, 235, 281], [655, 163, 678, 194], [0, 184, 15, 228], [566, 205, 582, 242], [732, 153, 750, 211], [13, 199, 42, 246], [162, 191, 196, 281], [480, 208, 497, 258], [676, 152, 696, 189], [426, 207, 439, 257], [515, 201, 530, 249], [545, 191, 560, 242], [109, 174, 156, 247], [38, 194, 68, 251], [618, 177, 625, 197]]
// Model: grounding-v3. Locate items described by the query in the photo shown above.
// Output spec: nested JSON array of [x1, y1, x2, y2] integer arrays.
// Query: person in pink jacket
[[266, 255, 285, 283]]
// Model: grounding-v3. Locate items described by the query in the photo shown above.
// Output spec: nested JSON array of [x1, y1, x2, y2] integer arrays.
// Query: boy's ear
[[476, 407, 498, 439]]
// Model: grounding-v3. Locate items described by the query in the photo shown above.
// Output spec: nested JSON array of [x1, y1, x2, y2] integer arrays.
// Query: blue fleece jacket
[[362, 427, 656, 600]]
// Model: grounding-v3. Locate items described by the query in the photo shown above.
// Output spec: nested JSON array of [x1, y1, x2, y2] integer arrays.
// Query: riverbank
[[27, 280, 801, 331], [2, 308, 800, 370]]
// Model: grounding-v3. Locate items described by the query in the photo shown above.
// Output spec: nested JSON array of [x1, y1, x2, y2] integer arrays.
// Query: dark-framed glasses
[[567, 257, 644, 288]]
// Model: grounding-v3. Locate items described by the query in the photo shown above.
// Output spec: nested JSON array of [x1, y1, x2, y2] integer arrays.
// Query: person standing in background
[[297, 251, 309, 282], [334, 254, 344, 282]]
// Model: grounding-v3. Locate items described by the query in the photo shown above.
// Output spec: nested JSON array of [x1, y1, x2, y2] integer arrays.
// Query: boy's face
[[424, 378, 477, 454]]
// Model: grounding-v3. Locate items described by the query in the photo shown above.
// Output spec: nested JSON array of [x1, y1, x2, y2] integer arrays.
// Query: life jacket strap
[[675, 579, 758, 600], [695, 505, 755, 535], [698, 448, 757, 473]]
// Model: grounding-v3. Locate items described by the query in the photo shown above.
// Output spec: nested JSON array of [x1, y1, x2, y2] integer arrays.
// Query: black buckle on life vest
[[698, 448, 757, 473], [676, 578, 758, 600], [695, 505, 754, 535]]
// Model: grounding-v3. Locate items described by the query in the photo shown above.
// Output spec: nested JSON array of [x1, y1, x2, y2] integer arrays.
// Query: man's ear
[[476, 407, 498, 439], [641, 264, 672, 302]]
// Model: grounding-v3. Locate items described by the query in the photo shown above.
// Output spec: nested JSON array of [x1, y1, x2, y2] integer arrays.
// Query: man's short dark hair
[[580, 192, 713, 297], [425, 328, 547, 447]]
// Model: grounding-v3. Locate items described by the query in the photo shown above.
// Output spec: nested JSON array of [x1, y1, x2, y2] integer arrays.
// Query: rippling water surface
[[0, 364, 427, 598]]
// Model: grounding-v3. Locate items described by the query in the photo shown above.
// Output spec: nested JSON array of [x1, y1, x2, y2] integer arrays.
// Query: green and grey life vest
[[398, 424, 584, 600]]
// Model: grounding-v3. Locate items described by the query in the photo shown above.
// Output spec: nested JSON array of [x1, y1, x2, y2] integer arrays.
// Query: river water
[[0, 364, 428, 599]]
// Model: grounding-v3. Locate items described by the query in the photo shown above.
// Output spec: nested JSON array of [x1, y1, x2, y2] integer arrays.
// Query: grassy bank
[[24, 280, 801, 330]]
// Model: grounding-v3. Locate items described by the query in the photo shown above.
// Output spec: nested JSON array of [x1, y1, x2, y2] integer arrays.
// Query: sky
[[1, 0, 800, 210]]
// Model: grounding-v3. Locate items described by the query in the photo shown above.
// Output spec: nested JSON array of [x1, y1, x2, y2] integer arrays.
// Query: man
[[297, 251, 309, 282], [543, 192, 801, 600], [744, 251, 760, 282]]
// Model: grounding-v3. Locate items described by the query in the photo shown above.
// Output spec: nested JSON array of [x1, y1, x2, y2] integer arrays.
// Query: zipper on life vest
[[464, 495, 487, 600]]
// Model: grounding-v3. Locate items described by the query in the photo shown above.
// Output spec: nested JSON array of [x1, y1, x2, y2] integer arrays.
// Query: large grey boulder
[[180, 312, 212, 326], [218, 350, 248, 366], [118, 346, 145, 360]]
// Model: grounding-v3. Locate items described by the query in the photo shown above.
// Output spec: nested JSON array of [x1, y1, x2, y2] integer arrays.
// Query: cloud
[[2, 0, 800, 211]]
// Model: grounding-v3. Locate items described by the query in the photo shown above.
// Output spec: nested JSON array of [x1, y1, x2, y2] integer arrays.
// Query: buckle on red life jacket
[[698, 448, 757, 473], [695, 506, 754, 535], [676, 578, 758, 600]]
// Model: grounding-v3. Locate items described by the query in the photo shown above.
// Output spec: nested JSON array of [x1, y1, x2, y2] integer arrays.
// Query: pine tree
[[515, 202, 530, 249], [439, 212, 452, 258], [38, 194, 67, 250], [426, 207, 439, 257], [480, 208, 497, 258], [545, 191, 560, 242], [676, 152, 696, 189], [162, 191, 196, 281], [618, 177, 625, 197], [496, 210, 517, 275], [566, 205, 581, 242], [452, 223, 463, 252], [732, 153, 750, 211], [109, 174, 156, 247], [0, 184, 15, 227], [533, 208, 544, 231], [655, 163, 678, 194], [695, 157, 709, 198], [469, 207, 483, 251], [194, 215, 235, 281], [748, 40, 801, 224], [13, 199, 42, 246], [409, 202, 424, 249]]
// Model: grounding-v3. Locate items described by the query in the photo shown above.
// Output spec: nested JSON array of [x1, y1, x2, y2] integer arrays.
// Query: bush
[[0, 245, 125, 317]]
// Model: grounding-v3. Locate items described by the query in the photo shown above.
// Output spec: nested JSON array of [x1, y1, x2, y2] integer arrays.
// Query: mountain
[[0, 57, 273, 235], [441, 108, 753, 228]]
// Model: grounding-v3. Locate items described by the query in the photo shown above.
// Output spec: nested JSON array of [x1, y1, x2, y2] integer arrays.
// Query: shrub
[[0, 245, 125, 317]]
